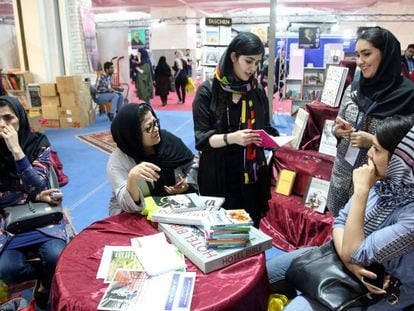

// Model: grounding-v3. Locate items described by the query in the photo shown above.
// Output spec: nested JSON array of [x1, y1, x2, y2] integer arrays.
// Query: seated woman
[[0, 96, 67, 308], [266, 114, 414, 310], [107, 103, 197, 215]]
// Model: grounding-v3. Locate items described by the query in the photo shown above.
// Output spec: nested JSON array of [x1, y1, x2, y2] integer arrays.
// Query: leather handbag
[[285, 241, 379, 310], [3, 201, 63, 234]]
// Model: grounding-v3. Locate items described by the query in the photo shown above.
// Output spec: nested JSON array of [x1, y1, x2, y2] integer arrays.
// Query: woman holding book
[[192, 32, 279, 227], [327, 27, 414, 216], [107, 103, 197, 216], [267, 114, 414, 310]]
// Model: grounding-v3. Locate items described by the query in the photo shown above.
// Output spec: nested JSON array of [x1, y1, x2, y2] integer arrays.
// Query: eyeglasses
[[144, 118, 160, 134]]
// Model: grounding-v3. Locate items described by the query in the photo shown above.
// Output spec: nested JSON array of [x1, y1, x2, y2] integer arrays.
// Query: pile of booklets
[[203, 209, 254, 249]]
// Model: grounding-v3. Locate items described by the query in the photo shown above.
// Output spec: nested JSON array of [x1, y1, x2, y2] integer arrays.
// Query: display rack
[[1, 71, 33, 109]]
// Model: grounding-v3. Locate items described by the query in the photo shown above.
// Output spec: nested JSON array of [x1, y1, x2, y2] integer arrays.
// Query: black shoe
[[107, 113, 114, 121], [33, 280, 50, 309]]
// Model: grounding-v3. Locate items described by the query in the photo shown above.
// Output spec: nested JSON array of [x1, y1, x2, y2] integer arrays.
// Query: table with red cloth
[[51, 213, 270, 311]]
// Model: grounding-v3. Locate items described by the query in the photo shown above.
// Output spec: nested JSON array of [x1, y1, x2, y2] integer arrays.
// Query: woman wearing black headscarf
[[154, 56, 172, 106], [136, 48, 154, 105], [107, 103, 197, 216], [327, 27, 414, 216], [192, 32, 279, 227], [0, 96, 67, 308]]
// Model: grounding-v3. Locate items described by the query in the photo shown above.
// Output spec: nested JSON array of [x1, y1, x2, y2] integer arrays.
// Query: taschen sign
[[205, 17, 232, 27]]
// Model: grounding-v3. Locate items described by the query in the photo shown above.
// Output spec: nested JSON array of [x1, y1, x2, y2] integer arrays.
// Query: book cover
[[321, 66, 349, 107], [291, 108, 310, 149], [144, 193, 206, 214], [303, 177, 331, 214], [158, 223, 272, 274], [205, 209, 254, 229], [275, 169, 297, 196], [318, 120, 338, 157], [252, 130, 295, 149]]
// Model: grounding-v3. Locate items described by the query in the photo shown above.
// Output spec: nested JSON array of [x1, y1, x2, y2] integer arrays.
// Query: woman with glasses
[[192, 32, 279, 227], [107, 103, 197, 216]]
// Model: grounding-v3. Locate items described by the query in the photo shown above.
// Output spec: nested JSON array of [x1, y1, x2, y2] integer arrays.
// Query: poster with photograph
[[130, 28, 149, 50], [204, 27, 220, 45], [298, 27, 320, 49], [303, 177, 330, 214]]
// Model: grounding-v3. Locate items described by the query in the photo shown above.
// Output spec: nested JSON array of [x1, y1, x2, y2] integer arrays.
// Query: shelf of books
[[302, 67, 325, 101], [1, 71, 33, 109]]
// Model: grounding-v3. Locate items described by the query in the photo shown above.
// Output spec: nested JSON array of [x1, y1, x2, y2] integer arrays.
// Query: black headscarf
[[155, 56, 171, 76], [352, 27, 414, 118], [0, 96, 50, 190], [110, 103, 194, 195]]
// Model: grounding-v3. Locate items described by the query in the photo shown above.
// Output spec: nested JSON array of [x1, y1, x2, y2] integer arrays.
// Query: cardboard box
[[59, 92, 91, 110], [41, 105, 60, 120], [40, 83, 57, 97], [59, 116, 89, 128], [43, 119, 60, 128], [56, 76, 83, 93], [41, 96, 60, 107], [59, 106, 90, 128], [27, 107, 42, 117], [28, 115, 44, 133]]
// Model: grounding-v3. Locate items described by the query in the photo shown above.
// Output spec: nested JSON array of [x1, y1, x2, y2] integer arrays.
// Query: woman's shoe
[[177, 100, 183, 104]]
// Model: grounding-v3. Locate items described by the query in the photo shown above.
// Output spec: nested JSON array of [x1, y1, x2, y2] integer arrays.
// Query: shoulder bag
[[285, 241, 400, 310]]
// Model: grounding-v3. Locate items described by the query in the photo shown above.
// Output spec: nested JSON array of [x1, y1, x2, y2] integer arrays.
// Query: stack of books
[[203, 209, 254, 249]]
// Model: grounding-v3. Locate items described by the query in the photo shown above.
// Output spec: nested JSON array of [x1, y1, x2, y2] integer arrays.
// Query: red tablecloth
[[51, 213, 269, 311]]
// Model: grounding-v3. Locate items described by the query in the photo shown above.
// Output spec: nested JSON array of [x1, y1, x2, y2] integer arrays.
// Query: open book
[[252, 130, 295, 149]]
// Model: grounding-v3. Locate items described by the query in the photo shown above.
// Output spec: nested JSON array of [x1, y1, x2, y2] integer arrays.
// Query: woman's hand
[[164, 175, 189, 195], [0, 124, 23, 158], [344, 261, 387, 295], [350, 131, 374, 149], [35, 188, 62, 205], [129, 162, 160, 183], [353, 159, 378, 193], [229, 129, 262, 147], [333, 122, 354, 139]]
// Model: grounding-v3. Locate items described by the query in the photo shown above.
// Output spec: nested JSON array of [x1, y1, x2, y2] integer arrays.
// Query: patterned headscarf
[[364, 125, 414, 235]]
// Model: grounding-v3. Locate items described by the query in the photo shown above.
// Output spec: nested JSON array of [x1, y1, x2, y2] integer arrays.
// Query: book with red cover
[[252, 130, 294, 149]]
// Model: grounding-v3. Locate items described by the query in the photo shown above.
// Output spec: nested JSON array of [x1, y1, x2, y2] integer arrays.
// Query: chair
[[90, 84, 112, 121]]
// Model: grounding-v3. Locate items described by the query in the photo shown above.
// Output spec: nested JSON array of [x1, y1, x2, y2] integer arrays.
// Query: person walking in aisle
[[192, 32, 279, 228], [154, 56, 172, 106], [135, 48, 154, 105], [96, 61, 125, 121], [173, 50, 188, 104], [326, 27, 414, 216], [185, 49, 193, 78]]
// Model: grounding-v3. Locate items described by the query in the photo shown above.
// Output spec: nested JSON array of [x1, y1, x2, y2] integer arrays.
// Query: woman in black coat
[[154, 56, 172, 106]]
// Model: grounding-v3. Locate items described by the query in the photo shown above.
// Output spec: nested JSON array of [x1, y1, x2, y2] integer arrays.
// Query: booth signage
[[205, 18, 232, 27]]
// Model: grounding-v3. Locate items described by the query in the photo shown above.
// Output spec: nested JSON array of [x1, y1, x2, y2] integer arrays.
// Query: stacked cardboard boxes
[[40, 83, 60, 128], [56, 76, 94, 128]]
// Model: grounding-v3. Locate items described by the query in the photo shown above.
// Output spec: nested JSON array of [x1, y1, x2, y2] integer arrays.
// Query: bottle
[[0, 280, 9, 301]]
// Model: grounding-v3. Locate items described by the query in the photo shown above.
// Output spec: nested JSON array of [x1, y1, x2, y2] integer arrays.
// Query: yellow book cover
[[275, 169, 296, 196]]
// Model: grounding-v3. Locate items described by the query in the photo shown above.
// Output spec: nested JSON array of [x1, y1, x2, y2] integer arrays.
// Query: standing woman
[[0, 96, 67, 308], [172, 50, 188, 104], [135, 48, 154, 105], [327, 27, 414, 216], [192, 32, 279, 227], [154, 56, 172, 106]]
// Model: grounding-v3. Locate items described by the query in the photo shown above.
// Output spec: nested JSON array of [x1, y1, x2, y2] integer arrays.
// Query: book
[[205, 209, 254, 230], [303, 177, 331, 214], [318, 120, 338, 157], [144, 193, 206, 214], [96, 246, 144, 283], [252, 130, 295, 149], [275, 169, 297, 196], [158, 223, 272, 273], [290, 108, 310, 149], [320, 66, 349, 107], [98, 270, 196, 311]]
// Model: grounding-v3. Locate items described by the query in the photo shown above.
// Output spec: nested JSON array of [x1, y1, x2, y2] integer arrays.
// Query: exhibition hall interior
[[1, 0, 414, 310]]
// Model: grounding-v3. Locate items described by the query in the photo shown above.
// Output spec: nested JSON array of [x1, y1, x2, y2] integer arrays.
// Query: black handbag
[[286, 241, 380, 310], [3, 201, 63, 234]]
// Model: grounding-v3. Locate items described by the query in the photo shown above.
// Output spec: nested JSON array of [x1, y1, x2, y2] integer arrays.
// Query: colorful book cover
[[252, 130, 295, 149], [144, 193, 206, 214], [275, 169, 297, 196], [205, 209, 254, 229], [158, 223, 272, 274], [321, 66, 349, 107], [303, 177, 331, 214]]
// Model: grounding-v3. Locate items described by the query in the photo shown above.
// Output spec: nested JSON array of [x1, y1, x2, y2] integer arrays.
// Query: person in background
[[129, 54, 139, 82], [172, 50, 188, 105], [326, 27, 414, 217], [135, 48, 154, 105], [107, 103, 197, 216], [260, 49, 288, 97], [185, 49, 193, 78], [267, 115, 414, 310], [192, 32, 279, 228], [0, 96, 67, 309], [154, 56, 172, 107], [401, 43, 414, 74], [96, 61, 124, 121]]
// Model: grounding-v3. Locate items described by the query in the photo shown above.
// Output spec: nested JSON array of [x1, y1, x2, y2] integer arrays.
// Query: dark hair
[[137, 102, 155, 126], [357, 27, 386, 52], [376, 115, 414, 155], [407, 44, 414, 50], [104, 61, 113, 71]]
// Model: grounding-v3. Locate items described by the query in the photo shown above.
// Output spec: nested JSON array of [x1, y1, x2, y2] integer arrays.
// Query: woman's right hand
[[344, 261, 387, 295], [229, 129, 262, 147], [129, 162, 160, 183], [333, 122, 354, 139]]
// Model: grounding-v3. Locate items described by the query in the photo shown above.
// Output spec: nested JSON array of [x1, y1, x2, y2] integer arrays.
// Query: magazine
[[96, 246, 144, 283], [98, 270, 196, 311], [252, 130, 295, 149]]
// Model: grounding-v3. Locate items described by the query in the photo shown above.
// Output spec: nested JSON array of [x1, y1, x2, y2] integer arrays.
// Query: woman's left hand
[[35, 188, 63, 205], [164, 181, 189, 195], [350, 131, 374, 149], [344, 262, 387, 295], [353, 159, 378, 193]]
